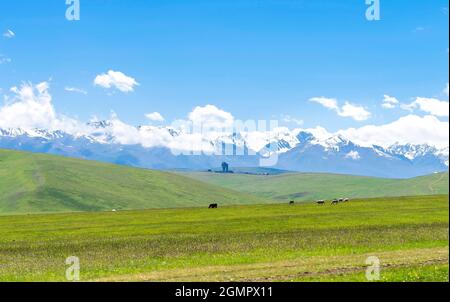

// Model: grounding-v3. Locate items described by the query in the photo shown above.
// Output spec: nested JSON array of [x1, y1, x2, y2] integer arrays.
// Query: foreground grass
[[0, 195, 448, 281], [297, 262, 449, 282]]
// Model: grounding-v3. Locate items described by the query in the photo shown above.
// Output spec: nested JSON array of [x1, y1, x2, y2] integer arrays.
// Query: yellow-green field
[[0, 195, 448, 282]]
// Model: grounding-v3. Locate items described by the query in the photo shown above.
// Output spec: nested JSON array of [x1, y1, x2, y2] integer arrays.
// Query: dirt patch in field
[[93, 247, 449, 282], [241, 258, 448, 282]]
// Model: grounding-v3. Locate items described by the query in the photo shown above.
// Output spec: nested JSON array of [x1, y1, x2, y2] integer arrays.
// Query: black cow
[[331, 199, 339, 205], [209, 203, 218, 209], [317, 200, 325, 205], [289, 201, 295, 205]]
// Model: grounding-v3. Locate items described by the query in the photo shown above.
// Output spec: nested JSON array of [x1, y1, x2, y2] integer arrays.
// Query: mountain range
[[0, 121, 448, 178]]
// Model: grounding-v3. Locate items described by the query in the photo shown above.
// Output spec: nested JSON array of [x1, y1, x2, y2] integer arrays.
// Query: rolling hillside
[[180, 171, 449, 202], [0, 149, 270, 214]]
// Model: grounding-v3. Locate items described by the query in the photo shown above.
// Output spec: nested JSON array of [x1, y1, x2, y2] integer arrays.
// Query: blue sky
[[0, 0, 448, 132]]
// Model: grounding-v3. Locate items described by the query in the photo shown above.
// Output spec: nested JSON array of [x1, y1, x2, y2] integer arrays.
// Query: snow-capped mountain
[[0, 122, 448, 178], [275, 132, 448, 178], [0, 128, 66, 140], [387, 143, 442, 161]]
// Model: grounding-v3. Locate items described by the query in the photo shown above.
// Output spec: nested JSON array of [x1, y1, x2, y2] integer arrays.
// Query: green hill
[[0, 149, 270, 214], [1, 148, 447, 215], [180, 171, 449, 202]]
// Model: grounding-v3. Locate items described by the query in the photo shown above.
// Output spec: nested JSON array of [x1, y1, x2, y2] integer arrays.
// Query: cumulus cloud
[[145, 112, 165, 122], [339, 102, 371, 121], [309, 97, 339, 111], [107, 113, 142, 145], [381, 95, 399, 109], [405, 97, 449, 117], [188, 105, 234, 129], [338, 115, 449, 149], [86, 106, 236, 153], [94, 70, 139, 93], [0, 82, 83, 133], [3, 29, 15, 39], [310, 97, 371, 121], [65, 87, 87, 95]]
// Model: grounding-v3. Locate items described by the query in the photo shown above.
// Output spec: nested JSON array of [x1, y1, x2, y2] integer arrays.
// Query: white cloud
[[188, 105, 234, 129], [302, 126, 332, 141], [281, 115, 304, 126], [381, 95, 399, 109], [345, 151, 361, 160], [338, 115, 449, 149], [310, 97, 371, 121], [107, 112, 141, 145], [94, 70, 139, 93], [87, 105, 236, 153], [65, 87, 87, 95], [1, 81, 447, 154], [0, 55, 11, 64], [405, 97, 449, 117], [3, 29, 15, 39], [0, 82, 83, 133], [309, 97, 339, 111], [444, 83, 449, 97], [145, 112, 165, 122], [339, 102, 371, 121]]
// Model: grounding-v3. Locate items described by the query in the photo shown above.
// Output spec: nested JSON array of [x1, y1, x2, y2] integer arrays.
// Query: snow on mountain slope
[[0, 123, 448, 178]]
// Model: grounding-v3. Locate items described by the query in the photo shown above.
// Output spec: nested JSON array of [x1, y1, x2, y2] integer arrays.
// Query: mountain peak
[[1, 125, 448, 177]]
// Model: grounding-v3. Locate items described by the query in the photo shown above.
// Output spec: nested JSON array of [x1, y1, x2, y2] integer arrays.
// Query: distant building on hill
[[221, 162, 229, 173]]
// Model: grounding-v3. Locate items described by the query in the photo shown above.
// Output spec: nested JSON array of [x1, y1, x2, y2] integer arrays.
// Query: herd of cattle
[[290, 198, 349, 206], [289, 198, 350, 205], [315, 198, 350, 205], [208, 198, 351, 209]]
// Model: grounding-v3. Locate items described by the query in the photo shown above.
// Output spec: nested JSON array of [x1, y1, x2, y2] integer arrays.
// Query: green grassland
[[0, 195, 448, 282], [0, 149, 270, 214], [180, 171, 449, 202], [1, 148, 448, 215]]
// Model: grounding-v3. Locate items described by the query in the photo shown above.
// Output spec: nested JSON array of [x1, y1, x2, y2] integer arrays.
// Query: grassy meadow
[[0, 195, 448, 282], [181, 171, 449, 202], [1, 148, 448, 215]]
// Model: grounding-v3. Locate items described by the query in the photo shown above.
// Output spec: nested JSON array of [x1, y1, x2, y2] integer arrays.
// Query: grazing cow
[[331, 199, 339, 205], [208, 203, 218, 209], [339, 198, 344, 202], [289, 201, 295, 205], [317, 200, 325, 205], [344, 198, 349, 202]]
